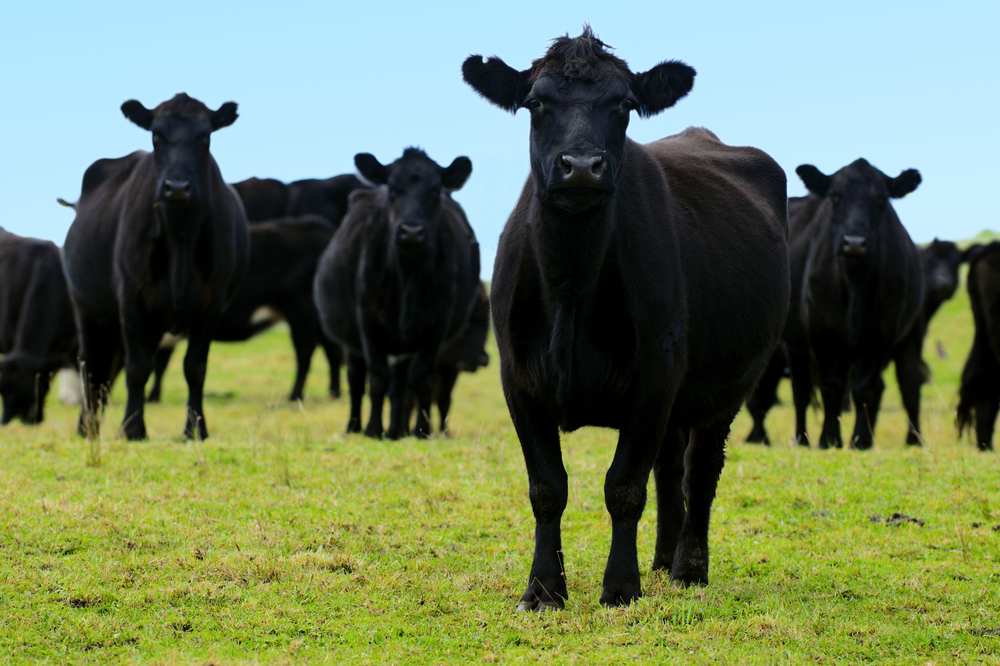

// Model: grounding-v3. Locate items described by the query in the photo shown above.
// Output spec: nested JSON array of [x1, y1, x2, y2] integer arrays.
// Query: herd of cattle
[[1, 27, 998, 610]]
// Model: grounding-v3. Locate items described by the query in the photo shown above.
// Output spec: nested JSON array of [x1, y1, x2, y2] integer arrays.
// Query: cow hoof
[[363, 426, 383, 439], [288, 393, 303, 402], [600, 584, 642, 607], [346, 418, 361, 434], [670, 571, 708, 588], [123, 424, 147, 441], [515, 599, 562, 613], [414, 429, 430, 440], [906, 433, 921, 446]]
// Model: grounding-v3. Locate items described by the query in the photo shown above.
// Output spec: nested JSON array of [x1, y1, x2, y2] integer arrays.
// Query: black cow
[[765, 160, 924, 451], [402, 280, 491, 432], [314, 149, 480, 440], [747, 238, 967, 445], [462, 27, 789, 608], [0, 229, 78, 424], [62, 93, 250, 440], [146, 215, 342, 403], [232, 174, 367, 224], [958, 242, 1000, 451]]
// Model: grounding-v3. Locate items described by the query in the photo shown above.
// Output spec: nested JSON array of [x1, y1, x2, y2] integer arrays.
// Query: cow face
[[796, 159, 921, 260], [121, 93, 238, 209], [355, 149, 471, 262], [0, 354, 51, 425], [922, 239, 963, 307], [463, 26, 695, 214]]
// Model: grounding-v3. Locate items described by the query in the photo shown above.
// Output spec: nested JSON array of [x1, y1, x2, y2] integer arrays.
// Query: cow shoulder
[[80, 151, 146, 200]]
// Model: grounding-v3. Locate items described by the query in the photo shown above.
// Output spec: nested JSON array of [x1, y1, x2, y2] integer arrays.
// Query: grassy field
[[1, 283, 998, 665]]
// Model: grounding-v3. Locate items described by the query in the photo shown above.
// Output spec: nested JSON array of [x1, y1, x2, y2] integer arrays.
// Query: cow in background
[[147, 215, 342, 403], [957, 242, 1000, 451], [0, 229, 78, 424], [62, 93, 249, 440], [315, 149, 480, 440], [232, 174, 367, 224]]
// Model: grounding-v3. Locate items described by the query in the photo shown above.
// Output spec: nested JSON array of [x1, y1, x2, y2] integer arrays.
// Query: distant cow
[[314, 149, 480, 440], [62, 93, 250, 440], [463, 27, 789, 608], [232, 174, 367, 223], [147, 215, 342, 403], [957, 242, 1000, 451], [402, 280, 491, 432], [747, 238, 967, 445], [0, 229, 78, 424], [763, 159, 923, 450]]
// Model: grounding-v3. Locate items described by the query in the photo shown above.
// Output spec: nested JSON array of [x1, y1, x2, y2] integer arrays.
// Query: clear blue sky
[[2, 1, 996, 277]]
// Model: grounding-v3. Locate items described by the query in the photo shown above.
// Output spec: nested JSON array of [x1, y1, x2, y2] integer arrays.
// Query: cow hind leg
[[76, 318, 120, 439], [745, 353, 783, 444], [385, 359, 411, 440], [651, 427, 687, 572], [816, 360, 848, 450], [182, 333, 212, 440], [974, 396, 1000, 452], [321, 339, 343, 399], [435, 366, 460, 433], [285, 311, 317, 402], [146, 345, 175, 403], [850, 367, 885, 450], [346, 353, 366, 433], [789, 348, 812, 447], [364, 358, 389, 439]]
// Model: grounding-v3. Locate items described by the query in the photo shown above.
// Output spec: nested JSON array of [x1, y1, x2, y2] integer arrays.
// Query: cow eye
[[152, 131, 165, 144], [830, 193, 841, 204], [525, 98, 541, 112], [621, 99, 637, 112]]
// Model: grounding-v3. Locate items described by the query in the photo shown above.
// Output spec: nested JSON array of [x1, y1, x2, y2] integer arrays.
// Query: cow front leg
[[363, 353, 390, 439], [788, 346, 812, 446], [652, 426, 687, 572], [816, 356, 848, 449], [182, 331, 212, 440], [75, 316, 120, 439], [408, 352, 437, 439], [119, 308, 160, 441], [146, 345, 175, 403], [671, 416, 732, 587], [893, 337, 925, 445], [346, 353, 366, 433], [508, 391, 566, 611], [385, 357, 411, 440], [851, 358, 886, 450]]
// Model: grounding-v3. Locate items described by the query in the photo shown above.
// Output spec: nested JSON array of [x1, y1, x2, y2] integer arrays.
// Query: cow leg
[[651, 426, 687, 572], [745, 351, 783, 444], [182, 330, 213, 440], [893, 337, 926, 445], [508, 391, 566, 611], [816, 357, 847, 450], [321, 339, 343, 399], [147, 345, 175, 403], [119, 307, 161, 441], [789, 347, 812, 447], [346, 353, 366, 433], [408, 352, 437, 439], [386, 358, 411, 440], [76, 317, 119, 439], [285, 307, 317, 402], [850, 360, 885, 450], [363, 353, 390, 439], [435, 365, 460, 433], [974, 396, 999, 452]]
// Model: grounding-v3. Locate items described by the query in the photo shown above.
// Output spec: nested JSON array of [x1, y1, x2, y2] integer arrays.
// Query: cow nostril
[[560, 157, 573, 176], [591, 157, 605, 175]]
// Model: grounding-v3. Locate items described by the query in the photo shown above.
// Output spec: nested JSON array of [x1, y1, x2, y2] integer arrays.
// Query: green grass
[[1, 284, 998, 665]]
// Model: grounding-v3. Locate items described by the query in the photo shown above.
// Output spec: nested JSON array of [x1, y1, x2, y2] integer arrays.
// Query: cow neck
[[391, 227, 438, 349], [531, 197, 615, 412], [836, 249, 877, 348], [154, 197, 208, 329]]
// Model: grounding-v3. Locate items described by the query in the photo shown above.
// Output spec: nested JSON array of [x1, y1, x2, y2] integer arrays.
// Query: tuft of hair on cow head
[[631, 61, 696, 118], [210, 102, 239, 131], [887, 168, 921, 199], [355, 153, 389, 185], [462, 56, 531, 113], [441, 156, 473, 191], [121, 99, 154, 130], [796, 164, 832, 197]]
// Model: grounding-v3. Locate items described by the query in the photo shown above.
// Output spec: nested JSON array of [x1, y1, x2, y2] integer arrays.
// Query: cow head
[[796, 159, 921, 260], [922, 239, 963, 312], [354, 148, 472, 264], [463, 25, 695, 214], [0, 353, 51, 425], [121, 93, 238, 211]]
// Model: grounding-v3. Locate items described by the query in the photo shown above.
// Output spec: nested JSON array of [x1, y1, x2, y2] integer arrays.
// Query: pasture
[[1, 284, 997, 665]]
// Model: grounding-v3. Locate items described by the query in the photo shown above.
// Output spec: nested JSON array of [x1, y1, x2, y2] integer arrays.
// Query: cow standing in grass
[[62, 94, 249, 440], [958, 242, 1000, 451], [314, 149, 480, 440], [462, 27, 789, 609], [0, 230, 78, 424]]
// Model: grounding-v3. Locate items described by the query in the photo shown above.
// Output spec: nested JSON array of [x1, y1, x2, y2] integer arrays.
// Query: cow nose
[[558, 154, 606, 188], [397, 223, 425, 245], [161, 179, 192, 203], [840, 235, 868, 257]]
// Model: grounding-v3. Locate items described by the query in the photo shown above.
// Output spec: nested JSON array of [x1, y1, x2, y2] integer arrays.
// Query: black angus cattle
[[0, 229, 78, 424], [401, 280, 491, 432], [232, 174, 367, 223], [62, 93, 250, 440], [957, 242, 1000, 451], [146, 215, 342, 403], [462, 27, 789, 609], [746, 238, 967, 445], [314, 149, 480, 440], [754, 160, 924, 451]]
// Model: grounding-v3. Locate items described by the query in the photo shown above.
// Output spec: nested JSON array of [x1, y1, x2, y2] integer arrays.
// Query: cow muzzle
[[557, 154, 607, 189], [159, 179, 193, 204], [396, 223, 426, 247], [840, 235, 869, 257]]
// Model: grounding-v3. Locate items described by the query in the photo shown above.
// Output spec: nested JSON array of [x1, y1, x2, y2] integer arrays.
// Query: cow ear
[[355, 153, 389, 185], [462, 55, 531, 113], [961, 243, 983, 264], [441, 156, 472, 191], [211, 102, 239, 131], [632, 61, 696, 118], [887, 168, 921, 198], [121, 100, 153, 130], [796, 164, 831, 196]]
